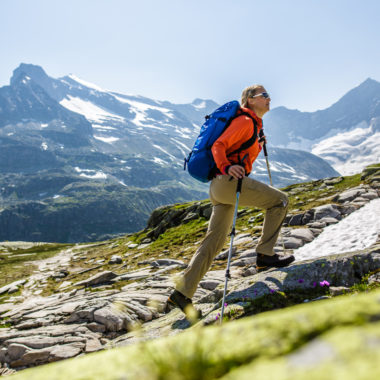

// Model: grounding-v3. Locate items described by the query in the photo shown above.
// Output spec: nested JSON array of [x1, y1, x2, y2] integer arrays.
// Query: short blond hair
[[241, 84, 264, 107]]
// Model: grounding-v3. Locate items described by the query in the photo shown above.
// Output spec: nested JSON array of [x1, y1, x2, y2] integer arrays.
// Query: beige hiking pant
[[176, 175, 288, 299]]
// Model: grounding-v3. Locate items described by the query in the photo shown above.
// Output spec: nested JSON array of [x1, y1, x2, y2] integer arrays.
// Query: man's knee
[[280, 192, 289, 208]]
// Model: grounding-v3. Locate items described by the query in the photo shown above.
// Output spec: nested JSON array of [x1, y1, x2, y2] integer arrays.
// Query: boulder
[[289, 228, 314, 243], [333, 188, 365, 203], [313, 204, 341, 221]]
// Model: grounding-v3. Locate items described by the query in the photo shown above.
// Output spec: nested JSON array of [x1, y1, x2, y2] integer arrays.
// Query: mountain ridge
[[0, 63, 347, 242]]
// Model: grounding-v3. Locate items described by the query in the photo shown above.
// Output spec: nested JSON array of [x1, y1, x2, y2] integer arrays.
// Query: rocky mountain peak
[[10, 63, 49, 87]]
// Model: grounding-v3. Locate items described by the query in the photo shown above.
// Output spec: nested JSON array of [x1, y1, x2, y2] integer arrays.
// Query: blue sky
[[1, 0, 379, 111]]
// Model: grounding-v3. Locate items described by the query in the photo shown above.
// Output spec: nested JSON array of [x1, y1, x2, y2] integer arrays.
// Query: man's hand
[[259, 134, 266, 149], [227, 165, 245, 179]]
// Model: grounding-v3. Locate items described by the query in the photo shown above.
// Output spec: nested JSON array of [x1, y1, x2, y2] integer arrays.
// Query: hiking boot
[[256, 253, 295, 271], [166, 290, 202, 320]]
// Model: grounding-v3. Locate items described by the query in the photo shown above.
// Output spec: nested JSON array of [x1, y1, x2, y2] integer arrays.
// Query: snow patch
[[67, 74, 106, 92], [113, 95, 174, 127], [294, 198, 380, 262], [152, 157, 168, 166], [92, 124, 117, 130], [74, 167, 107, 179], [93, 135, 120, 143], [60, 96, 124, 123], [152, 144, 176, 160], [193, 100, 207, 109]]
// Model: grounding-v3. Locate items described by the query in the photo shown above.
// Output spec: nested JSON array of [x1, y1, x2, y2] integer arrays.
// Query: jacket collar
[[241, 107, 262, 123]]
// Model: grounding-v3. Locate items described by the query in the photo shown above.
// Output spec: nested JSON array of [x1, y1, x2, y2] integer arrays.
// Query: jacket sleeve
[[211, 116, 254, 173]]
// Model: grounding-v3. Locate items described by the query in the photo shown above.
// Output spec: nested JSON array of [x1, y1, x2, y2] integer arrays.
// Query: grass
[[0, 243, 70, 288]]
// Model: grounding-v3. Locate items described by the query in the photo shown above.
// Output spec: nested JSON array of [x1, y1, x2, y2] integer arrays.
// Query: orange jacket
[[211, 107, 263, 176]]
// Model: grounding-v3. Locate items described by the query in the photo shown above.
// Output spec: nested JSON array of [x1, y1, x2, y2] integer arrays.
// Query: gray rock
[[309, 228, 323, 237], [85, 338, 103, 353], [215, 247, 237, 260], [231, 257, 256, 267], [233, 235, 253, 246], [74, 271, 117, 287], [11, 348, 50, 368], [288, 213, 305, 226], [7, 343, 29, 361], [334, 188, 365, 203], [150, 259, 186, 268], [7, 286, 20, 294], [239, 249, 257, 259], [87, 322, 106, 333], [109, 255, 122, 264], [241, 267, 258, 277], [324, 177, 343, 185], [368, 272, 380, 285], [313, 204, 341, 221], [7, 336, 62, 349], [307, 221, 327, 228], [339, 204, 358, 216], [329, 286, 349, 296], [94, 307, 130, 332], [182, 212, 199, 223], [199, 280, 222, 291], [318, 217, 339, 225], [361, 191, 378, 200], [115, 269, 152, 282], [48, 344, 83, 361], [283, 237, 304, 249], [0, 279, 26, 295], [289, 228, 314, 242]]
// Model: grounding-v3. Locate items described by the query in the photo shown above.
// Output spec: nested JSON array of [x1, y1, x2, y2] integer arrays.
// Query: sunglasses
[[250, 92, 270, 99]]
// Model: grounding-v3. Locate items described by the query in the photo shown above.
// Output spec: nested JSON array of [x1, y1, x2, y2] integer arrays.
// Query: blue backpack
[[184, 101, 258, 182]]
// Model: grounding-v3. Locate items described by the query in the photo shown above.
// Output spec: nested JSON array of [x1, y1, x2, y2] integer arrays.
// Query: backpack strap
[[227, 112, 258, 157]]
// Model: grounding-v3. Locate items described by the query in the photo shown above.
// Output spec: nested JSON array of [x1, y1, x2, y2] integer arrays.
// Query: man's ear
[[247, 97, 255, 108]]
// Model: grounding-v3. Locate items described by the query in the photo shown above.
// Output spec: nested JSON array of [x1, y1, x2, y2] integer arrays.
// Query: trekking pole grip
[[259, 129, 268, 157], [263, 143, 268, 157]]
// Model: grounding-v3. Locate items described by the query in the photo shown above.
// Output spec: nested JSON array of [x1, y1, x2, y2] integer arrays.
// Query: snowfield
[[294, 198, 380, 262], [312, 119, 380, 175]]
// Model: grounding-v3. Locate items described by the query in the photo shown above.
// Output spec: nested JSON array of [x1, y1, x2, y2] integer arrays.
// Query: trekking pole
[[260, 131, 286, 253], [220, 176, 243, 323]]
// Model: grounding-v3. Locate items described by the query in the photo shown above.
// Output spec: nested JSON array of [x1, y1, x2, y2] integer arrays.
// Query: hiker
[[167, 85, 295, 315]]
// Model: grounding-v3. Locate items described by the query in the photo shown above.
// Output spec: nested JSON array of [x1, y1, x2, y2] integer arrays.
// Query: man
[[167, 85, 295, 316]]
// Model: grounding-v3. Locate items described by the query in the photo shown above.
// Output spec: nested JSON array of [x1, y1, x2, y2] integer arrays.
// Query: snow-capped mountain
[[264, 78, 380, 175], [312, 117, 380, 175], [0, 64, 339, 242]]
